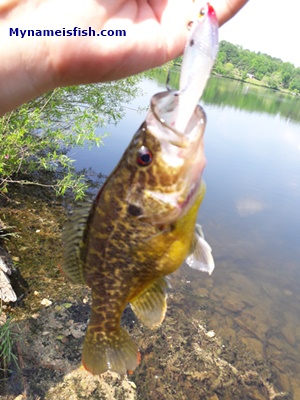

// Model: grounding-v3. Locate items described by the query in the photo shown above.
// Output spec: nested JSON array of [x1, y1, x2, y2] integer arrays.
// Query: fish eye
[[199, 7, 206, 18], [137, 146, 153, 167]]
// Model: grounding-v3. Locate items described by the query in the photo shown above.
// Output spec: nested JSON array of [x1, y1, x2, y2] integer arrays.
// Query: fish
[[61, 2, 218, 376]]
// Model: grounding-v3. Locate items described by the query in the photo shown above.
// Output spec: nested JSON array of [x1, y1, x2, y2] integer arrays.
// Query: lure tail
[[82, 325, 140, 375]]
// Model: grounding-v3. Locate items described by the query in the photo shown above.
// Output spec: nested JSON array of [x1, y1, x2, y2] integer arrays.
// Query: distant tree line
[[213, 41, 300, 93], [173, 40, 300, 93]]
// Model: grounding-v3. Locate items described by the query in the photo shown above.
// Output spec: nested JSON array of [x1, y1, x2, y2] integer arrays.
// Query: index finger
[[211, 0, 249, 26]]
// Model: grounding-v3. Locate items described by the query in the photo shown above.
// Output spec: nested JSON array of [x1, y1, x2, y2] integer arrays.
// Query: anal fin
[[130, 277, 169, 329], [185, 224, 215, 275]]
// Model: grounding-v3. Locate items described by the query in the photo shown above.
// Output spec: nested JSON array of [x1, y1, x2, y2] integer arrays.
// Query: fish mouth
[[178, 182, 198, 210], [148, 90, 206, 148], [147, 90, 206, 174], [141, 91, 206, 223]]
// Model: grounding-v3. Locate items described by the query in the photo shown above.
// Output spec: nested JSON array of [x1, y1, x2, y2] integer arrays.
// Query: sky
[[217, 0, 300, 68]]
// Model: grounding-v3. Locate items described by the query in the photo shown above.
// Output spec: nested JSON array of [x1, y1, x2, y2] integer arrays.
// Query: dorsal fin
[[61, 202, 92, 284]]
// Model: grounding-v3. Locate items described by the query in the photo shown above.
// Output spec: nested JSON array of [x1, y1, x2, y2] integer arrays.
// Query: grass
[[0, 223, 19, 241], [0, 314, 19, 377]]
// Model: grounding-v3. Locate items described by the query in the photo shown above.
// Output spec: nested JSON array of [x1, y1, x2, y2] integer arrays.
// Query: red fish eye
[[137, 146, 153, 166]]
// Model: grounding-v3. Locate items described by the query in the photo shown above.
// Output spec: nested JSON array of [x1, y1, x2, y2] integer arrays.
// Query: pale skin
[[0, 0, 248, 116]]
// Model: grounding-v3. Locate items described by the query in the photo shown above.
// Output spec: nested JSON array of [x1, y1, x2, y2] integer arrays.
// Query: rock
[[195, 287, 209, 297], [281, 325, 296, 346], [248, 388, 267, 400], [0, 252, 17, 302], [128, 381, 136, 389], [41, 298, 52, 307], [268, 336, 284, 351], [206, 330, 216, 338], [293, 385, 300, 400], [260, 281, 279, 300], [277, 373, 291, 393], [283, 310, 296, 325], [223, 298, 246, 313], [219, 327, 236, 341], [208, 394, 219, 400], [70, 323, 86, 339], [208, 315, 222, 331], [295, 326, 300, 341], [240, 337, 263, 357], [45, 369, 137, 400], [215, 290, 247, 313]]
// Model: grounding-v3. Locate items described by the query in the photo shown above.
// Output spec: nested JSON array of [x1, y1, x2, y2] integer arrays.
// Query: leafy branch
[[0, 76, 142, 200]]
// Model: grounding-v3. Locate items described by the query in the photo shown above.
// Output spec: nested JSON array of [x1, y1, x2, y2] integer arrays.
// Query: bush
[[0, 77, 141, 200]]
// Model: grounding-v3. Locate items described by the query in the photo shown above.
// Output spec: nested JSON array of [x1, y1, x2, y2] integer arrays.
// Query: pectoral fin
[[130, 277, 169, 329], [186, 224, 215, 275]]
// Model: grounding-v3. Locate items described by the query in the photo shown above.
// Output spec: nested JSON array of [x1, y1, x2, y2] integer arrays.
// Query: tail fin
[[82, 326, 140, 375]]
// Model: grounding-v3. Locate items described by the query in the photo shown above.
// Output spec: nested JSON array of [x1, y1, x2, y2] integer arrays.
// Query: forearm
[[0, 0, 57, 114]]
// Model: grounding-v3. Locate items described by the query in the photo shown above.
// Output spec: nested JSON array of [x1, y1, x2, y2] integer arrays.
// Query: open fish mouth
[[136, 90, 207, 224], [147, 91, 206, 149]]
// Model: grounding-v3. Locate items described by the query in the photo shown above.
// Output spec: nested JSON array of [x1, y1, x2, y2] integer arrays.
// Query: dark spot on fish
[[157, 223, 175, 233], [189, 39, 195, 47], [169, 223, 176, 232], [127, 204, 143, 217]]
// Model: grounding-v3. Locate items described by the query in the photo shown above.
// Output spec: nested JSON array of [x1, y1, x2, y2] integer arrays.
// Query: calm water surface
[[70, 76, 300, 395]]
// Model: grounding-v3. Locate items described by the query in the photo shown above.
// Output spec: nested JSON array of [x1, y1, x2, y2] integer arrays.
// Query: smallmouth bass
[[61, 3, 218, 376]]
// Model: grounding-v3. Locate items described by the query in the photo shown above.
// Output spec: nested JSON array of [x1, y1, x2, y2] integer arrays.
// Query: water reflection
[[154, 67, 300, 122], [71, 74, 300, 397]]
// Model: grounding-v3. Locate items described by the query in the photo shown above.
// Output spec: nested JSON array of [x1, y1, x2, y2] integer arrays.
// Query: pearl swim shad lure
[[61, 2, 218, 376]]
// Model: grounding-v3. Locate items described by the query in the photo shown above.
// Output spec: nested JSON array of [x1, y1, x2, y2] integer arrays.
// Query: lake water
[[70, 74, 300, 397]]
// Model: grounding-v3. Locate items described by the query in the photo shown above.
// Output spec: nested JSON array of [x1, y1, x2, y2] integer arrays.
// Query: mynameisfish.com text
[[9, 27, 126, 38]]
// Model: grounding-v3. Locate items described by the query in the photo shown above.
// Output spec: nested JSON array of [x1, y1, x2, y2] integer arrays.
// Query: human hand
[[0, 0, 248, 115]]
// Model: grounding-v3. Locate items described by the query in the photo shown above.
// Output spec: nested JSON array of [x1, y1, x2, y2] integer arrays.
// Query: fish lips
[[148, 90, 207, 149], [146, 91, 207, 173]]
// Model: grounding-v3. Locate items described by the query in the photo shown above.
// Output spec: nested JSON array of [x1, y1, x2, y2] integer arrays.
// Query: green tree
[[289, 75, 300, 92], [224, 62, 234, 77], [215, 40, 298, 91], [268, 72, 282, 89], [0, 77, 141, 199]]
